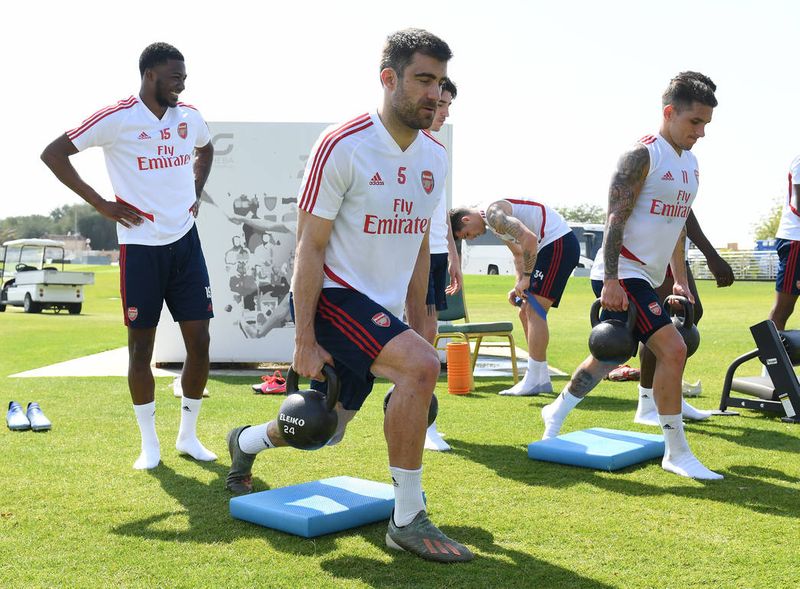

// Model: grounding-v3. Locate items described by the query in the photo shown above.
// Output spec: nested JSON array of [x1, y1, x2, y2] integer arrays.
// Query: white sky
[[4, 0, 797, 247]]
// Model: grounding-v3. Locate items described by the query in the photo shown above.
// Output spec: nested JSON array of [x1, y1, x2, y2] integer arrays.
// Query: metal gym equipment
[[719, 320, 800, 423]]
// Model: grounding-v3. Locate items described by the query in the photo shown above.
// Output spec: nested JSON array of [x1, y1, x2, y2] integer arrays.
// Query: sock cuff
[[389, 466, 423, 476], [133, 401, 155, 417], [181, 396, 203, 410], [638, 385, 654, 396]]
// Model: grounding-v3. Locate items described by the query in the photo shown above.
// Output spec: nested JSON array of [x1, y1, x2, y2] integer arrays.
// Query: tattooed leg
[[541, 355, 616, 439]]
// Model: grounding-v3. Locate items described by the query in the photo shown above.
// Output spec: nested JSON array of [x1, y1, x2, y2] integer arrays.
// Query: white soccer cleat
[[681, 379, 702, 397], [173, 376, 210, 398]]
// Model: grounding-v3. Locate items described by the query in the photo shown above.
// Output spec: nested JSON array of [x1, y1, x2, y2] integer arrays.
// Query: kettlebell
[[383, 386, 438, 427], [277, 364, 340, 450], [665, 295, 700, 357], [588, 299, 638, 364]]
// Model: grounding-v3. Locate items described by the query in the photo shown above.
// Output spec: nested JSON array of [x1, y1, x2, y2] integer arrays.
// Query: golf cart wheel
[[68, 303, 82, 315], [23, 294, 41, 314]]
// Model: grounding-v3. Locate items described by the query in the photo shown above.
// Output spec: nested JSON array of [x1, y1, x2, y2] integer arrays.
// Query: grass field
[[2, 268, 799, 588]]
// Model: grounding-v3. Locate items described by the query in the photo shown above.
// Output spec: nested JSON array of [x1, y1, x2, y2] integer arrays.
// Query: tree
[[752, 196, 782, 240], [553, 203, 606, 224], [78, 214, 117, 250]]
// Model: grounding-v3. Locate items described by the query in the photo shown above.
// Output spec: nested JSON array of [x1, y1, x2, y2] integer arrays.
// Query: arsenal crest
[[648, 302, 662, 316], [178, 122, 188, 139], [421, 170, 434, 195], [371, 312, 390, 328], [127, 307, 139, 322]]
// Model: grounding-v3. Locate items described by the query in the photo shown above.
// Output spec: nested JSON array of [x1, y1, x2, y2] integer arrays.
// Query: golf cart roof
[[2, 238, 65, 248]]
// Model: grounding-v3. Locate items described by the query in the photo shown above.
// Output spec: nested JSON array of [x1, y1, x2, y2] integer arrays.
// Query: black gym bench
[[719, 320, 800, 423]]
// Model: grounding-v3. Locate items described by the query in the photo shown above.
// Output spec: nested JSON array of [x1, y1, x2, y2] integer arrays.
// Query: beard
[[391, 90, 436, 130], [154, 78, 177, 108]]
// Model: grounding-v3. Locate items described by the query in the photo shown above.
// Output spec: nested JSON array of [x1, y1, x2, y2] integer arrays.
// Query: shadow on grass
[[688, 419, 800, 453], [448, 438, 800, 519], [320, 525, 614, 589]]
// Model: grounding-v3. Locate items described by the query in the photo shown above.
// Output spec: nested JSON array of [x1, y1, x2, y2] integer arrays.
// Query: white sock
[[681, 399, 713, 421], [541, 388, 582, 439], [133, 401, 160, 470], [538, 360, 551, 383], [634, 386, 659, 426], [237, 422, 276, 454], [658, 413, 722, 480], [500, 358, 550, 395], [525, 358, 548, 385], [424, 422, 451, 451], [175, 397, 217, 461], [390, 466, 426, 527]]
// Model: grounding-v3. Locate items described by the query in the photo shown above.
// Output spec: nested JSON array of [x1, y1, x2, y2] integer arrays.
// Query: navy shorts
[[119, 225, 213, 328], [661, 260, 703, 324], [426, 253, 449, 311], [290, 288, 409, 411], [529, 231, 580, 307], [775, 238, 800, 295], [591, 278, 672, 344]]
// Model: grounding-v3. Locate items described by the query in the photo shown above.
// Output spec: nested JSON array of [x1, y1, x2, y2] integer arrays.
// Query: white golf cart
[[0, 239, 95, 314]]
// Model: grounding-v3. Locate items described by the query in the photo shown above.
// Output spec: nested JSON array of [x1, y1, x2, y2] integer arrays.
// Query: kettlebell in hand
[[277, 364, 340, 450], [665, 295, 700, 357], [588, 299, 637, 364]]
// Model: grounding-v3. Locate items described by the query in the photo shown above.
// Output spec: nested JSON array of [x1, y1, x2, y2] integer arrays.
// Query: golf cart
[[0, 239, 95, 314]]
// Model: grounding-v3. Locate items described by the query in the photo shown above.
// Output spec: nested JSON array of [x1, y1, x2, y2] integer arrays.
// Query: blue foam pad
[[229, 476, 395, 538], [527, 428, 665, 471]]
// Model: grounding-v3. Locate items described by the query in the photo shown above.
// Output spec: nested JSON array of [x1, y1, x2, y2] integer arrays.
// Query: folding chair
[[432, 286, 519, 384]]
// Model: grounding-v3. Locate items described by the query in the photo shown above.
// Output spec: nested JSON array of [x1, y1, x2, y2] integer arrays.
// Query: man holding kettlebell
[[224, 29, 473, 563], [540, 72, 723, 480], [633, 210, 734, 424]]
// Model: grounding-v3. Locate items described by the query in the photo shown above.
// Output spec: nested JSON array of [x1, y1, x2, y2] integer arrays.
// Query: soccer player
[[225, 29, 473, 563], [540, 72, 723, 480], [410, 77, 461, 452], [41, 43, 216, 470], [634, 209, 735, 424], [768, 155, 800, 331], [451, 199, 580, 395]]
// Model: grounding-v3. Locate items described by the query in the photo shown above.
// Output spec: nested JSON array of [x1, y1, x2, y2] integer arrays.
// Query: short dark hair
[[449, 206, 472, 236], [380, 28, 452, 77], [662, 71, 717, 110], [442, 78, 457, 99], [139, 42, 184, 77]]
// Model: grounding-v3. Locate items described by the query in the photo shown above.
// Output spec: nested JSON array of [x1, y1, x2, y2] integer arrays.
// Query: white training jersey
[[485, 198, 571, 249], [776, 155, 800, 240], [429, 191, 450, 254], [590, 133, 699, 286], [67, 95, 211, 246], [297, 112, 448, 317]]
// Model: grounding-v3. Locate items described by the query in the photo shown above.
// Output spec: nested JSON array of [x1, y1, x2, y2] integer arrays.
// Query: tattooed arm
[[486, 200, 539, 299], [600, 143, 650, 311]]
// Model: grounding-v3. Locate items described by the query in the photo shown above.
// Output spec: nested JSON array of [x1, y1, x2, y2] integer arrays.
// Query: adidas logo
[[369, 172, 384, 186], [182, 406, 192, 412], [661, 171, 674, 181], [138, 131, 151, 140], [662, 424, 675, 430]]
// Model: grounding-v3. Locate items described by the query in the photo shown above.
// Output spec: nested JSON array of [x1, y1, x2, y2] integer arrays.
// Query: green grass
[[2, 270, 799, 588]]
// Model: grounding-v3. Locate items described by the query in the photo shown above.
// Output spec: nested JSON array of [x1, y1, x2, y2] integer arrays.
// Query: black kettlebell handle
[[286, 364, 341, 414], [664, 295, 694, 329], [589, 298, 636, 332]]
